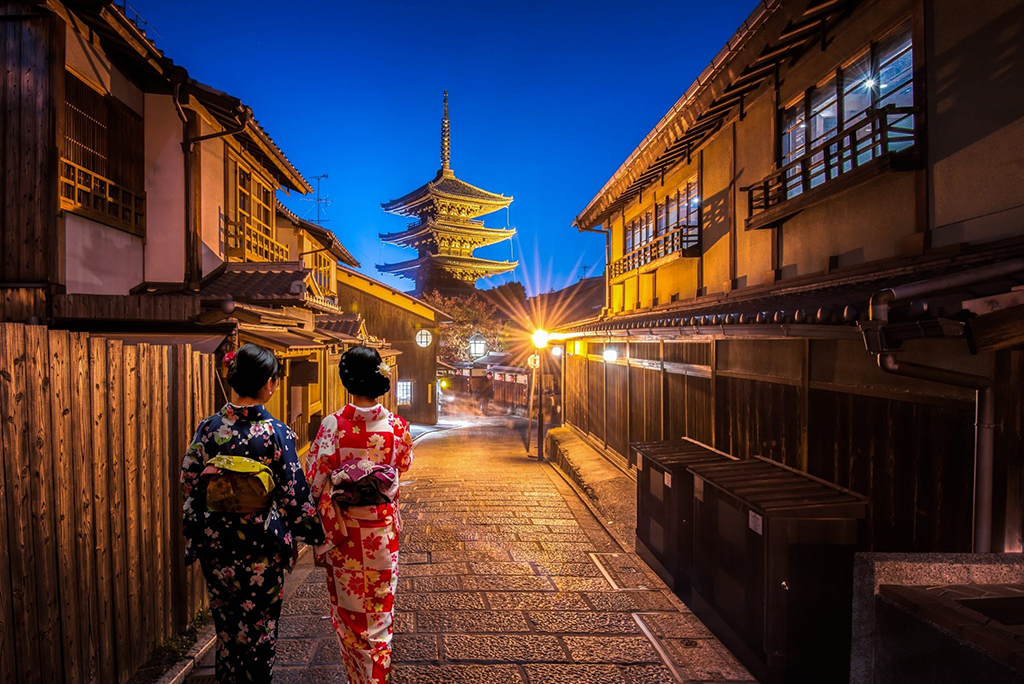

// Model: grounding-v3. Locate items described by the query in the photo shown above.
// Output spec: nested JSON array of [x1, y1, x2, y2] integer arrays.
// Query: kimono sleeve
[[270, 422, 325, 547], [394, 415, 414, 473], [181, 418, 210, 566]]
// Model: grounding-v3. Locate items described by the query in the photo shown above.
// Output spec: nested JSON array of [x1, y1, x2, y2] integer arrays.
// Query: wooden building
[[0, 0, 408, 444], [332, 264, 449, 425], [379, 92, 517, 295], [561, 0, 1024, 555]]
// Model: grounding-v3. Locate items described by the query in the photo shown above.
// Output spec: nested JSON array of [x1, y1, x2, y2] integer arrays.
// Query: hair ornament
[[223, 350, 237, 369], [377, 361, 390, 376]]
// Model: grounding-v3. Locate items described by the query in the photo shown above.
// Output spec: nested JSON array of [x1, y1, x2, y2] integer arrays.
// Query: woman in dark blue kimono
[[181, 343, 324, 683]]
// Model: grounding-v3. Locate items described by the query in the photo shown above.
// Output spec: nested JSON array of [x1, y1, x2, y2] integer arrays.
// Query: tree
[[422, 290, 509, 364]]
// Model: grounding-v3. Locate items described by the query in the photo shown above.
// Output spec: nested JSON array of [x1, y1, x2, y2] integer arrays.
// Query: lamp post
[[532, 329, 550, 462]]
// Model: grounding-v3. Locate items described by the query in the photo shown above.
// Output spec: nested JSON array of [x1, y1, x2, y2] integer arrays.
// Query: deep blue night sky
[[131, 0, 755, 295]]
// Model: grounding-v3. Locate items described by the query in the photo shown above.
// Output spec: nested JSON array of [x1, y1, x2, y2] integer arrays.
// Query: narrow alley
[[215, 418, 754, 683]]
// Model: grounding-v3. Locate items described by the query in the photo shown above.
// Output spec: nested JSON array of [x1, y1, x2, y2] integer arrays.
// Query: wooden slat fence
[[0, 323, 215, 683]]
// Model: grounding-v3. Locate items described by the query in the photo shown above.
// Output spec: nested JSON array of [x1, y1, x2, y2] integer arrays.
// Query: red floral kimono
[[305, 403, 413, 683]]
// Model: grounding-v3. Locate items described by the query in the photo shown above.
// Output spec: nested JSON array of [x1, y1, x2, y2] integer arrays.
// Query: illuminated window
[[227, 155, 288, 262], [397, 381, 413, 405], [416, 330, 433, 347], [468, 333, 487, 358], [776, 21, 913, 199]]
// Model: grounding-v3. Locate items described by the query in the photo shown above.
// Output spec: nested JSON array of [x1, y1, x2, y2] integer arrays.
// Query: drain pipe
[[877, 353, 995, 552]]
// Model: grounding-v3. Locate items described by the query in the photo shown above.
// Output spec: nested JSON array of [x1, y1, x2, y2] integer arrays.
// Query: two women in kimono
[[182, 343, 412, 684]]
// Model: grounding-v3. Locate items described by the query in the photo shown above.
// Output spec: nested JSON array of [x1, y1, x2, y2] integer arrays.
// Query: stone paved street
[[191, 417, 755, 683]]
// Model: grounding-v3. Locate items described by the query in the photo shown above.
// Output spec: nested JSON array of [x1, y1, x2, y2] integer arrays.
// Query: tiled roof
[[200, 262, 311, 302], [316, 314, 365, 341], [564, 244, 1024, 336], [382, 170, 512, 215]]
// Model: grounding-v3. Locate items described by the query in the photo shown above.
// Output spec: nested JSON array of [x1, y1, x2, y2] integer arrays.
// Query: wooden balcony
[[610, 225, 699, 279], [226, 220, 290, 263], [743, 106, 917, 230], [59, 158, 146, 236]]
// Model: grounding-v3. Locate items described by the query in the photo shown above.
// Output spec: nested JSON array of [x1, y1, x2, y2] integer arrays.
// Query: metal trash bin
[[688, 456, 868, 684], [631, 438, 736, 596]]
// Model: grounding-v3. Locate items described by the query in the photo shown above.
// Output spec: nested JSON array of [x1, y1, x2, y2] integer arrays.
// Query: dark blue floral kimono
[[182, 403, 324, 684]]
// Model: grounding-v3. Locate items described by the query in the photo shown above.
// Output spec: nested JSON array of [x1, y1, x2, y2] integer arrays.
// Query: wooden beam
[[968, 304, 1024, 352]]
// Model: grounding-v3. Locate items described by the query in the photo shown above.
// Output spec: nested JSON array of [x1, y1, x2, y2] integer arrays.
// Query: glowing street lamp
[[550, 345, 563, 357], [603, 348, 619, 362], [533, 329, 549, 462]]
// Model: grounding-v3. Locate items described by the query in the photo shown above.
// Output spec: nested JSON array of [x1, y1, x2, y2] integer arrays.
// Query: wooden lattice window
[[60, 71, 145, 235], [226, 154, 289, 262]]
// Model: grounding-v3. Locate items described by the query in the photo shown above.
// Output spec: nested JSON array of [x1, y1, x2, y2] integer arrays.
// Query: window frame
[[396, 380, 413, 406]]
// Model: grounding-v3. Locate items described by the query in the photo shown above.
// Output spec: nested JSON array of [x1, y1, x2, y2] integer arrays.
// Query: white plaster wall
[[199, 120, 227, 276], [65, 22, 143, 113], [144, 93, 185, 283], [65, 214, 144, 294]]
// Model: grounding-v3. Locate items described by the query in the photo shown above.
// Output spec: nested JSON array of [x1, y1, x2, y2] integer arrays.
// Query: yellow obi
[[202, 455, 276, 513]]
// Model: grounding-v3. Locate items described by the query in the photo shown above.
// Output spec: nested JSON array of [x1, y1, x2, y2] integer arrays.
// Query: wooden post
[[122, 343, 142, 674], [710, 338, 717, 449], [23, 326, 61, 684], [106, 339, 130, 681], [660, 340, 667, 440], [88, 337, 116, 678], [800, 339, 811, 473]]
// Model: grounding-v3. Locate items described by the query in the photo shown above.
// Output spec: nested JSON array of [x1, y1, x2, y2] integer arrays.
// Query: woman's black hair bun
[[339, 345, 391, 399], [225, 343, 281, 398]]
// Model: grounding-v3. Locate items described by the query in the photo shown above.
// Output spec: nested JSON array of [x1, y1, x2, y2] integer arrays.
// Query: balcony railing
[[610, 224, 699, 278], [744, 105, 916, 226], [304, 290, 342, 313], [226, 220, 290, 263], [59, 158, 146, 236]]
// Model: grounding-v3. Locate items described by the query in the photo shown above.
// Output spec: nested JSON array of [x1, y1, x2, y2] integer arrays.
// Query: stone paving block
[[402, 552, 429, 564], [396, 592, 487, 610], [274, 637, 318, 665], [416, 609, 531, 633], [512, 548, 594, 563], [391, 663, 525, 683], [534, 517, 581, 526], [528, 611, 642, 634], [517, 531, 593, 543], [303, 567, 328, 585], [399, 561, 468, 577], [431, 548, 512, 563], [273, 665, 349, 683], [280, 598, 330, 618], [468, 561, 536, 575], [523, 663, 627, 684], [461, 574, 556, 591], [664, 637, 754, 681], [583, 591, 676, 612], [619, 663, 679, 683], [310, 637, 343, 664], [443, 634, 568, 662], [402, 540, 466, 552], [291, 582, 331, 599], [465, 540, 543, 552], [532, 561, 604, 577], [395, 610, 415, 633], [640, 611, 714, 639], [393, 634, 439, 661], [540, 540, 598, 552], [563, 635, 661, 664], [484, 591, 589, 610], [551, 576, 615, 592], [410, 575, 462, 592], [277, 614, 336, 638]]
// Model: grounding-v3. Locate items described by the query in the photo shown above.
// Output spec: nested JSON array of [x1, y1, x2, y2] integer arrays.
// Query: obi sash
[[202, 454, 276, 513], [330, 460, 399, 506]]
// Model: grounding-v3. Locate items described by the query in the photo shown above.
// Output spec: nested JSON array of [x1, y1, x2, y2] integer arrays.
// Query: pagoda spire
[[440, 91, 451, 173]]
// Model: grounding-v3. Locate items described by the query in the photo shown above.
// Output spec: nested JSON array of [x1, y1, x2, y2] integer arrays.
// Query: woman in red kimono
[[305, 345, 413, 683]]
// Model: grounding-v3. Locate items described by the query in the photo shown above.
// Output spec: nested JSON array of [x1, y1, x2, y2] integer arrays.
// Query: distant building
[[378, 92, 517, 295]]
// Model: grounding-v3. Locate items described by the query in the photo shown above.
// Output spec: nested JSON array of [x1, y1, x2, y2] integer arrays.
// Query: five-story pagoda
[[379, 92, 517, 296]]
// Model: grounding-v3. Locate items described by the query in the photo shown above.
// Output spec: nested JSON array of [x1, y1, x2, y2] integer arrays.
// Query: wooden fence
[[0, 323, 215, 684]]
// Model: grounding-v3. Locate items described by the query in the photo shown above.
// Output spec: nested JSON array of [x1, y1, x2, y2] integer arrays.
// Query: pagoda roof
[[379, 218, 515, 249], [377, 253, 518, 280], [381, 169, 512, 218]]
